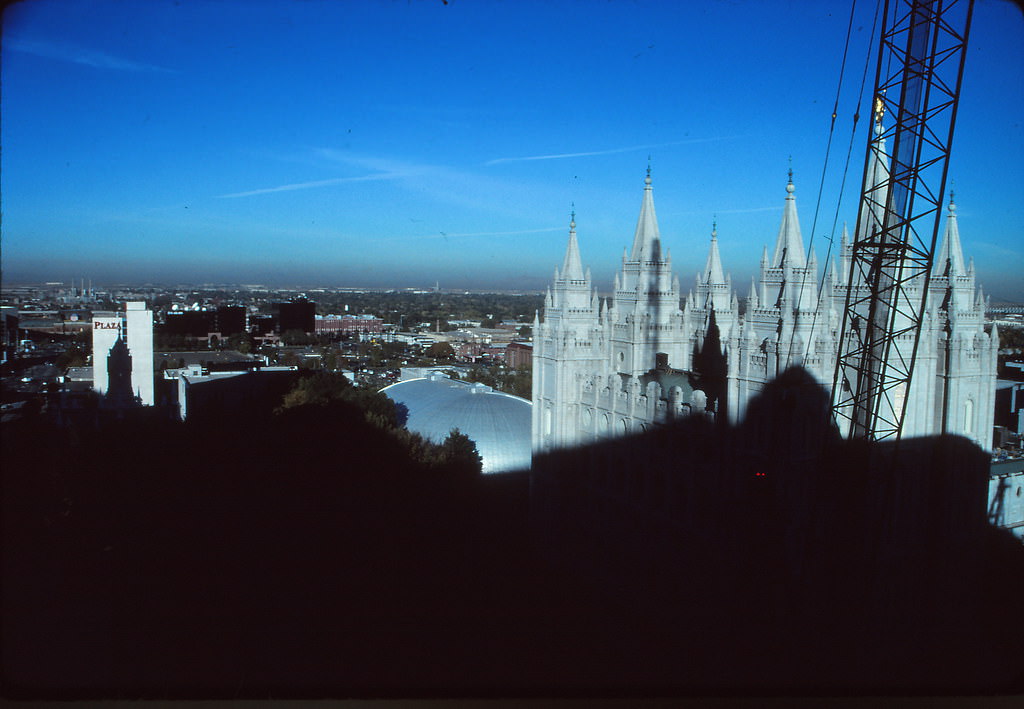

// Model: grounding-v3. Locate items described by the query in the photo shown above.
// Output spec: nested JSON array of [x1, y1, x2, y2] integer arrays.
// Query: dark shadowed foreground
[[3, 368, 1023, 698]]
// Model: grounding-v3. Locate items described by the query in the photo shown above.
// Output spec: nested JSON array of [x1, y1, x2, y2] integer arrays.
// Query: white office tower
[[91, 313, 122, 396], [91, 302, 155, 405], [125, 301, 155, 406]]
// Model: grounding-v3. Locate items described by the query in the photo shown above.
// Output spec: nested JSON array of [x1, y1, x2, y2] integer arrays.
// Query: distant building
[[64, 366, 94, 385], [275, 299, 315, 334], [249, 314, 276, 338], [1, 306, 18, 350], [91, 312, 120, 399], [989, 459, 1024, 541], [125, 302, 155, 406], [175, 367, 301, 422], [995, 380, 1024, 437], [506, 342, 533, 369], [163, 310, 215, 337], [454, 341, 483, 362], [92, 301, 155, 406], [315, 314, 384, 336], [215, 306, 247, 336], [399, 366, 472, 381], [155, 350, 258, 372]]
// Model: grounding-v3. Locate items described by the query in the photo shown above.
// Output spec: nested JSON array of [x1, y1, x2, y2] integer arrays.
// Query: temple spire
[[934, 192, 966, 277], [629, 169, 661, 261], [772, 168, 805, 268], [704, 220, 726, 285], [560, 208, 585, 281], [859, 111, 891, 240]]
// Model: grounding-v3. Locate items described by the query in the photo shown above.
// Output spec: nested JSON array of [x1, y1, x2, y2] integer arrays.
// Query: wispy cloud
[[215, 172, 410, 199], [424, 227, 564, 239], [214, 149, 441, 199], [971, 241, 1024, 261], [7, 38, 176, 73], [312, 150, 433, 176], [377, 226, 564, 242], [484, 137, 738, 166], [710, 206, 779, 215]]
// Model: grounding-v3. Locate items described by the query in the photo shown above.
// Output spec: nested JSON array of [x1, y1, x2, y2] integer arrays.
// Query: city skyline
[[2, 0, 1022, 300]]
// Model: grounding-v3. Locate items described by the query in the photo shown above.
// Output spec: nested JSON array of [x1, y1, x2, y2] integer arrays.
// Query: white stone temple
[[532, 129, 998, 454]]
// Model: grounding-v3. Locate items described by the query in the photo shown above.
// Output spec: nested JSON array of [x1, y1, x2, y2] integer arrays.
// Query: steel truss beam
[[831, 0, 973, 441]]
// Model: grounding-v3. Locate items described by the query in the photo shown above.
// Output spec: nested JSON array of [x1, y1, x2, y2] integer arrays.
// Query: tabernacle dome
[[380, 374, 532, 474]]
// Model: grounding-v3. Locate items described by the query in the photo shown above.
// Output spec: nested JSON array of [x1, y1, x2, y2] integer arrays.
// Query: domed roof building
[[380, 374, 532, 474]]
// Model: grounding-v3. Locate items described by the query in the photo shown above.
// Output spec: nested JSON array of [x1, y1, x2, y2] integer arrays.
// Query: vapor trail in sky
[[7, 38, 177, 73], [216, 172, 405, 199], [484, 137, 737, 166]]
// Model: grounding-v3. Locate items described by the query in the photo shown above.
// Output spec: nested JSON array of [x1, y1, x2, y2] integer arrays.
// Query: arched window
[[582, 407, 593, 429], [544, 407, 553, 436], [619, 419, 629, 435], [963, 398, 974, 436]]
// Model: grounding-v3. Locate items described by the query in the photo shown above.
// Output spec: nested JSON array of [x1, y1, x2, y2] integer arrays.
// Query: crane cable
[[786, 0, 859, 358], [820, 0, 886, 287], [795, 0, 884, 363]]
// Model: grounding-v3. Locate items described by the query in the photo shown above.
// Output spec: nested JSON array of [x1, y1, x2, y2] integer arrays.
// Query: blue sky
[[2, 0, 1022, 299]]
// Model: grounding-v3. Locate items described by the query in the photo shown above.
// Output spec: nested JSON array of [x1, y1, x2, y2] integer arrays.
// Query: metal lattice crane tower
[[831, 0, 974, 441]]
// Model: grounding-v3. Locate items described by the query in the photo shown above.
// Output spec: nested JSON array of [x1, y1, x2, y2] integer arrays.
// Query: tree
[[281, 329, 312, 346], [426, 342, 455, 360], [503, 367, 532, 399], [442, 428, 482, 477], [56, 346, 88, 371], [227, 332, 255, 354], [394, 402, 409, 427], [323, 350, 338, 371], [277, 370, 400, 429], [279, 370, 353, 410]]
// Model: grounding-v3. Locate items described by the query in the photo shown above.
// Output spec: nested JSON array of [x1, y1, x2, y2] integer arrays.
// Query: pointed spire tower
[[561, 207, 586, 281], [549, 208, 594, 313], [772, 168, 806, 269], [629, 165, 662, 261], [931, 191, 974, 312], [609, 166, 684, 375], [760, 167, 814, 310], [698, 219, 732, 314], [934, 191, 967, 277], [533, 208, 603, 453]]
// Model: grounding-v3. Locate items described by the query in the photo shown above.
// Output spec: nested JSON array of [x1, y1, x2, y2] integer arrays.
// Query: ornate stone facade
[[532, 153, 997, 454]]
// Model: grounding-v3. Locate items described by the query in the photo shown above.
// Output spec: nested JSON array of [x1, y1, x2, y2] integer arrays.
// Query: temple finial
[[570, 201, 576, 227], [711, 215, 717, 239]]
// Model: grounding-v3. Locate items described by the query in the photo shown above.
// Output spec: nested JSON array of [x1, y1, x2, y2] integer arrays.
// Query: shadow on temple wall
[[531, 365, 1024, 692]]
